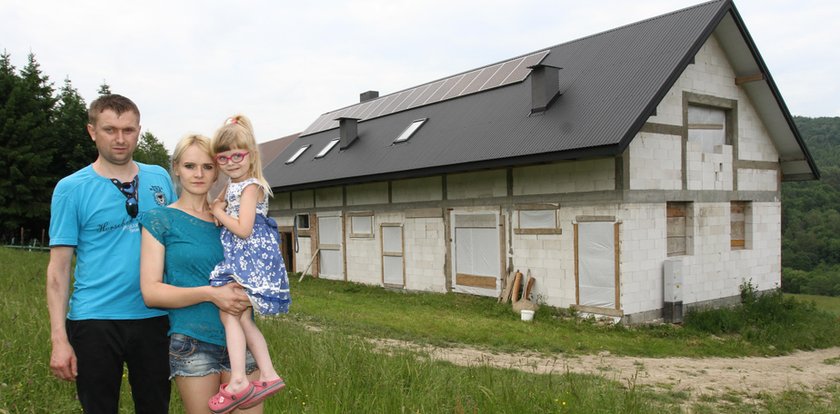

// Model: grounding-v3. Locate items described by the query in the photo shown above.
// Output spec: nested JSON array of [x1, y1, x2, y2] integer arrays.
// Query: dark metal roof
[[266, 0, 818, 191]]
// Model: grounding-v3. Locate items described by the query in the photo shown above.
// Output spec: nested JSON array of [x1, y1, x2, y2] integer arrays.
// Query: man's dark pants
[[67, 316, 170, 413]]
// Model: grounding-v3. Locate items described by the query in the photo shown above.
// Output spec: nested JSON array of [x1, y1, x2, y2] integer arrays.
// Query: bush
[[684, 281, 840, 352], [782, 265, 840, 296]]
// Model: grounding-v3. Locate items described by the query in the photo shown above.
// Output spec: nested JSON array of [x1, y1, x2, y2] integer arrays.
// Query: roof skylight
[[315, 138, 339, 158], [285, 145, 310, 164], [393, 118, 427, 143]]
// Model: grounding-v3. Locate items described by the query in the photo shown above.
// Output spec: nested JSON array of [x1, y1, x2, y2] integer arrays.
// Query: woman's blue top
[[141, 207, 227, 346]]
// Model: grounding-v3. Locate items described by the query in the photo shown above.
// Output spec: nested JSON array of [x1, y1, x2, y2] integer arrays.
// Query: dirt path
[[373, 339, 840, 398]]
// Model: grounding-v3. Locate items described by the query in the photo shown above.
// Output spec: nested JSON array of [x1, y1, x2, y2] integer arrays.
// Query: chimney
[[336, 117, 360, 149], [360, 90, 379, 103], [528, 64, 562, 114]]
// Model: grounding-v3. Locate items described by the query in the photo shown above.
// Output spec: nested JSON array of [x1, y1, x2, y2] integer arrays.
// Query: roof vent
[[360, 90, 379, 103], [336, 117, 360, 149], [528, 64, 562, 114]]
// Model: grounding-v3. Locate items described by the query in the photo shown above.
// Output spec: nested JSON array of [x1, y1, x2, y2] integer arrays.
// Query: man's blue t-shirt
[[140, 207, 227, 346], [49, 162, 177, 320]]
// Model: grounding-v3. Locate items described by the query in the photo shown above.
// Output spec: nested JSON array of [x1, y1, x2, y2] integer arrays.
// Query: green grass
[[2, 248, 839, 413], [293, 276, 840, 358], [787, 293, 840, 316]]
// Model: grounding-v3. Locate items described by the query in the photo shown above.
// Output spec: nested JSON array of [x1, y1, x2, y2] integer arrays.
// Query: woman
[[140, 134, 263, 413]]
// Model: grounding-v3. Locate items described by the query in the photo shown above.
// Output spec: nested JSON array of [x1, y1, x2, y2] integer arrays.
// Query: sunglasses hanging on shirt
[[111, 176, 139, 218]]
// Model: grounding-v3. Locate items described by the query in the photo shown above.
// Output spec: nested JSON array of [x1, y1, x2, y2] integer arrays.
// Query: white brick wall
[[392, 176, 443, 203], [513, 158, 615, 195], [291, 190, 314, 209], [737, 169, 778, 191], [628, 133, 682, 190], [315, 187, 343, 207], [346, 182, 389, 206], [687, 143, 733, 191], [404, 217, 447, 292], [447, 170, 507, 199], [271, 192, 291, 210], [644, 35, 779, 189]]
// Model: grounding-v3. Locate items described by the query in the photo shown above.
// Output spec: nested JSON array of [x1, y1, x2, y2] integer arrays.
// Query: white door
[[317, 215, 343, 280], [576, 221, 617, 309], [451, 212, 501, 297], [381, 224, 404, 287]]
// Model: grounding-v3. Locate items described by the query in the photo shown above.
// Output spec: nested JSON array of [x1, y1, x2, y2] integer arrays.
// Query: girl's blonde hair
[[171, 133, 216, 196], [211, 114, 273, 197]]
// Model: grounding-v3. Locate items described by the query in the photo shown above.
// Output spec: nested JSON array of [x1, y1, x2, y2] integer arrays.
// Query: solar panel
[[300, 49, 550, 137]]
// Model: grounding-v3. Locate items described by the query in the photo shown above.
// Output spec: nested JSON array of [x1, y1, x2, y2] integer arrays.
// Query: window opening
[[315, 138, 339, 158], [350, 215, 373, 238], [688, 105, 726, 153], [667, 202, 689, 256], [286, 145, 310, 164], [295, 214, 310, 230], [393, 118, 427, 143], [731, 201, 751, 250]]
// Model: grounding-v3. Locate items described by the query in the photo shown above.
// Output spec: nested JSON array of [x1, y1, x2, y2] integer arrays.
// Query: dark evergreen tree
[[53, 78, 95, 174], [134, 131, 170, 169], [0, 53, 56, 238], [97, 82, 112, 95]]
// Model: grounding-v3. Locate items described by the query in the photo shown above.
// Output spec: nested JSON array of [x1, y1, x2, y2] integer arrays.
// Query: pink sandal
[[208, 382, 255, 414], [240, 377, 285, 409]]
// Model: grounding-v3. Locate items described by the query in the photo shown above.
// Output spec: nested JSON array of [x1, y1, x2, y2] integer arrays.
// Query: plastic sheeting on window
[[578, 221, 616, 308], [383, 255, 403, 286], [453, 231, 499, 295], [318, 216, 341, 245], [351, 216, 372, 235], [520, 210, 556, 229], [688, 105, 726, 153], [382, 226, 402, 254], [318, 216, 342, 279], [319, 249, 342, 280], [382, 225, 404, 286]]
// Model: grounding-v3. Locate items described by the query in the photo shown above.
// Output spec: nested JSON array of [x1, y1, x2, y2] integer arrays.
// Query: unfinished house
[[264, 0, 817, 323]]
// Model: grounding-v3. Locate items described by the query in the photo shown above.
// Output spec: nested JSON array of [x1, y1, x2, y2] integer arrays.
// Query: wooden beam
[[456, 273, 497, 289], [735, 73, 765, 85]]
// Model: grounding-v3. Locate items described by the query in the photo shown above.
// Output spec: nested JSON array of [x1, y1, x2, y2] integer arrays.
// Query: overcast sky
[[2, 0, 838, 152]]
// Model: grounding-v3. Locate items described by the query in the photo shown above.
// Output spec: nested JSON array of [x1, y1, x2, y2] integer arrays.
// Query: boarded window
[[667, 202, 688, 256], [688, 105, 726, 153], [731, 201, 750, 250]]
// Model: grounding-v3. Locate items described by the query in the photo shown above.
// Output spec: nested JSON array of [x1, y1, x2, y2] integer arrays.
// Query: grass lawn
[[787, 293, 840, 316], [2, 248, 839, 413]]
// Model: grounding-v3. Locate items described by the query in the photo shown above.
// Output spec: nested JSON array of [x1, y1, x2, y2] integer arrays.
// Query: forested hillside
[[782, 116, 840, 295]]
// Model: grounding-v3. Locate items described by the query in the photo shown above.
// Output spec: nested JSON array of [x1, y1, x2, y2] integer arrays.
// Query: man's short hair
[[88, 94, 140, 126]]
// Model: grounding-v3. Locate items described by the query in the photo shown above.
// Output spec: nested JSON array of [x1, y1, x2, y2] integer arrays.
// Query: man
[[46, 94, 176, 413]]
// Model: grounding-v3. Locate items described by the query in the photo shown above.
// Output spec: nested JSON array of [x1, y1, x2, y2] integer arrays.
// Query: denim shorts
[[168, 333, 257, 379]]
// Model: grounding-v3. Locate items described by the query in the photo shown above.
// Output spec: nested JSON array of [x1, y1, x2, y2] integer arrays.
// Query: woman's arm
[[211, 184, 261, 239], [140, 229, 248, 314]]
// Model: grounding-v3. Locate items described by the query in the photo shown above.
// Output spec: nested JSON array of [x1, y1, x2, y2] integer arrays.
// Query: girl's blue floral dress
[[209, 178, 290, 315]]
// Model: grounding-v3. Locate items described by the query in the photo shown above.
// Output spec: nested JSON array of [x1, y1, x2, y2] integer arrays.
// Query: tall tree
[[134, 131, 170, 169], [0, 53, 56, 237], [53, 78, 95, 174], [0, 51, 16, 103], [97, 82, 112, 95]]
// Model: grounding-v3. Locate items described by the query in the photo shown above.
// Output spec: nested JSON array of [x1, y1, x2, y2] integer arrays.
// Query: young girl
[[207, 114, 290, 413]]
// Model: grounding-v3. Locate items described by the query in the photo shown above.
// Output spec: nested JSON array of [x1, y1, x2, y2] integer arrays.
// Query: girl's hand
[[211, 284, 250, 316], [214, 183, 228, 203], [211, 199, 227, 218]]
